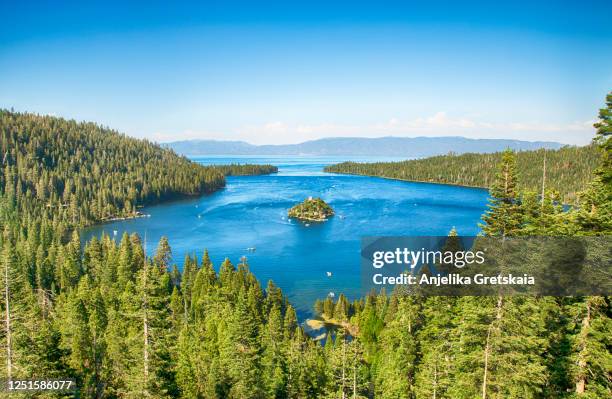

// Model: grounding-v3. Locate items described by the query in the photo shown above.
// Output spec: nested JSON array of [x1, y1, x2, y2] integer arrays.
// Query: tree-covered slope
[[213, 163, 278, 176], [325, 144, 599, 204], [0, 111, 274, 226]]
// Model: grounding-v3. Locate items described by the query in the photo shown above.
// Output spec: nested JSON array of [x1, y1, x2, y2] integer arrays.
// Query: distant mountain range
[[164, 136, 564, 157]]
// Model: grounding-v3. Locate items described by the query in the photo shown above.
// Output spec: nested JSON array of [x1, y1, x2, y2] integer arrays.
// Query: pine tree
[[348, 338, 368, 399], [326, 328, 350, 399], [19, 294, 70, 383], [574, 92, 612, 234], [153, 236, 172, 271], [567, 296, 611, 397], [181, 254, 198, 318], [284, 304, 298, 341], [218, 258, 236, 292], [117, 232, 134, 289], [56, 230, 82, 290], [170, 264, 181, 288], [0, 237, 20, 380], [519, 189, 566, 235], [58, 278, 108, 398], [106, 255, 174, 398], [223, 290, 264, 398], [357, 294, 384, 356], [481, 149, 523, 237], [593, 92, 612, 185], [261, 304, 286, 398], [438, 226, 463, 275], [323, 297, 335, 319], [334, 293, 350, 322], [374, 297, 421, 399], [414, 297, 457, 399], [170, 286, 184, 326]]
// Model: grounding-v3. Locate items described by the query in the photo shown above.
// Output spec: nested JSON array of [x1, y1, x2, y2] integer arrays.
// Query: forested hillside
[[0, 110, 228, 226], [325, 144, 599, 204], [213, 163, 278, 176], [0, 111, 277, 227]]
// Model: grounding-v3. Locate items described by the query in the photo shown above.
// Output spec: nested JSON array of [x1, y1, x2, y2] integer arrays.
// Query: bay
[[82, 156, 489, 318]]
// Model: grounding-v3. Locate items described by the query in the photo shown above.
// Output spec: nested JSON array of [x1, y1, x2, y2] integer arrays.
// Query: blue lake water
[[82, 156, 489, 318]]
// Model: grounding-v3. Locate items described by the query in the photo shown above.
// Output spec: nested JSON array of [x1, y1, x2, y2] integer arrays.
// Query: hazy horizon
[[2, 1, 610, 146], [159, 135, 567, 146]]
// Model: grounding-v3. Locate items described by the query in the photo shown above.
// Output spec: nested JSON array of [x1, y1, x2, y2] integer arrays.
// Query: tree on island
[[288, 197, 334, 222]]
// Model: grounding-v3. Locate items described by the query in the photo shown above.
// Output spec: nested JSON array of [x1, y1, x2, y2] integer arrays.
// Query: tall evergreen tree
[[574, 91, 612, 234], [414, 297, 458, 399], [373, 297, 421, 399], [223, 291, 264, 399], [58, 278, 108, 398], [567, 296, 611, 397], [154, 236, 172, 271], [481, 149, 523, 237], [0, 236, 21, 380]]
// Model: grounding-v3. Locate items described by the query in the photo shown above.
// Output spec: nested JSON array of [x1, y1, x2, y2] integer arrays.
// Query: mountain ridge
[[164, 136, 564, 157]]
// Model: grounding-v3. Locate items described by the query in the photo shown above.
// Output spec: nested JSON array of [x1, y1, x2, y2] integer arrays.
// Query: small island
[[288, 197, 334, 222]]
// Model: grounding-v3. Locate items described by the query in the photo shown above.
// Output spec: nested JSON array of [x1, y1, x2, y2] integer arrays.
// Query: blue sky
[[1, 1, 610, 145]]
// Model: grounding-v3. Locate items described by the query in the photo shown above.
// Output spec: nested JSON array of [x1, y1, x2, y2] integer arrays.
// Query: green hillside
[[213, 163, 278, 176], [326, 144, 599, 204], [0, 110, 274, 226]]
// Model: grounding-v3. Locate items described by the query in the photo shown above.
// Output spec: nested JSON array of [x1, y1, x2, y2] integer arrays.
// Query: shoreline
[[288, 215, 329, 222], [86, 170, 279, 228], [322, 170, 575, 206], [101, 212, 150, 223], [323, 170, 490, 191]]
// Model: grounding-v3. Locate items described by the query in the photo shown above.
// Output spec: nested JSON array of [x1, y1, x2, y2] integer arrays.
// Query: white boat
[[328, 292, 335, 298], [113, 230, 118, 236], [326, 272, 332, 277], [305, 223, 310, 227]]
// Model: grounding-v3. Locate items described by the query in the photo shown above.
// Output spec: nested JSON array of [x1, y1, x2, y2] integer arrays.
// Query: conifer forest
[[0, 93, 610, 399]]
